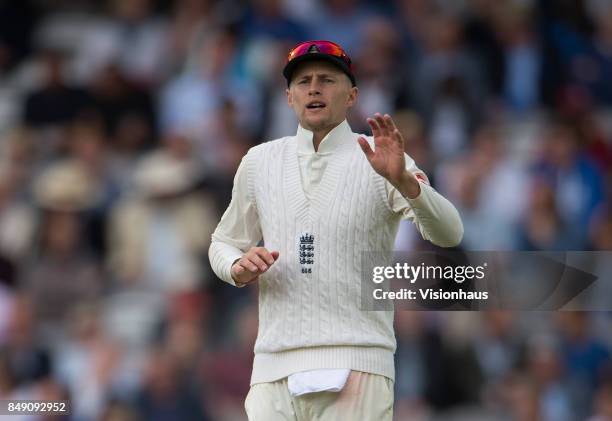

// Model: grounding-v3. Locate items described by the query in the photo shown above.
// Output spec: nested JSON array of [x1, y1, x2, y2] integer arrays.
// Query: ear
[[286, 87, 293, 107], [346, 86, 358, 108]]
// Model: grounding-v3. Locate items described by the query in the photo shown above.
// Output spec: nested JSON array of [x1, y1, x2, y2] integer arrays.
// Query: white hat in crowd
[[33, 161, 97, 211]]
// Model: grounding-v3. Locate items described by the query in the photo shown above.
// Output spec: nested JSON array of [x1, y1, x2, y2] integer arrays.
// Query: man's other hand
[[231, 247, 280, 286]]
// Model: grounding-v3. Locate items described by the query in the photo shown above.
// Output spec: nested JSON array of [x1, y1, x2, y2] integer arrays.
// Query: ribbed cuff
[[404, 180, 431, 205], [209, 241, 245, 287]]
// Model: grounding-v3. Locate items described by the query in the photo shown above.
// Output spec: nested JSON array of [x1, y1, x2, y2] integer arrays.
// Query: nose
[[308, 79, 321, 96]]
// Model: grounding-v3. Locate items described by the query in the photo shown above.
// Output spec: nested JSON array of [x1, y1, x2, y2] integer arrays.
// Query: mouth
[[306, 101, 326, 111]]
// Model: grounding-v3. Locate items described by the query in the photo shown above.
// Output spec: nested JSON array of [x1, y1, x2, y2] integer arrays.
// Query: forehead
[[291, 60, 345, 79]]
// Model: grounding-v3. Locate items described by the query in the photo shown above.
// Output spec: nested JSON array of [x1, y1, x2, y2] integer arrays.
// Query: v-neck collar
[[285, 120, 356, 226], [296, 120, 352, 155]]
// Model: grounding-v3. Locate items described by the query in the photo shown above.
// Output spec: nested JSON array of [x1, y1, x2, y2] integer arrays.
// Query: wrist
[[393, 171, 421, 199], [230, 258, 242, 283]]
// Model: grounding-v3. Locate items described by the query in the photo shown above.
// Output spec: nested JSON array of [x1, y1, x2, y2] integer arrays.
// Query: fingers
[[247, 253, 269, 272], [368, 113, 404, 147], [357, 136, 374, 158], [383, 113, 397, 131], [232, 259, 261, 285], [374, 113, 390, 137], [366, 117, 381, 138], [383, 114, 403, 145], [232, 247, 280, 286], [368, 113, 399, 139], [253, 247, 277, 266]]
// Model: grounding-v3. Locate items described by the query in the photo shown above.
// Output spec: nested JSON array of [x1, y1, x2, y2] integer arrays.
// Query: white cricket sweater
[[209, 120, 463, 385]]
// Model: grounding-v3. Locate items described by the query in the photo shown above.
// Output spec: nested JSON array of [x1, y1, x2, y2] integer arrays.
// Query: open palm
[[357, 113, 407, 185]]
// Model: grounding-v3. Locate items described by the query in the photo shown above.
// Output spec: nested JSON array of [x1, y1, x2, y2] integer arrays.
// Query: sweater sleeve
[[386, 153, 464, 248], [208, 149, 263, 286]]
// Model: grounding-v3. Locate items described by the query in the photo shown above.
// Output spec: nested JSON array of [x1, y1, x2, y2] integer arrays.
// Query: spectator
[[159, 27, 260, 147], [72, 0, 169, 87], [54, 303, 123, 421], [438, 124, 530, 250], [495, 4, 542, 112], [0, 129, 37, 262], [555, 312, 611, 419], [350, 17, 402, 133], [241, 0, 309, 42], [107, 149, 216, 293], [200, 304, 257, 420], [411, 12, 485, 160], [21, 161, 104, 339], [23, 48, 91, 128], [311, 0, 373, 55], [136, 347, 211, 421], [516, 177, 582, 250], [87, 63, 157, 151], [533, 120, 604, 243], [526, 335, 574, 421], [2, 294, 52, 386]]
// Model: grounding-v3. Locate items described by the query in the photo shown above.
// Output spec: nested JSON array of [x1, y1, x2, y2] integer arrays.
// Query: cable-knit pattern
[[253, 139, 291, 350], [335, 143, 364, 344], [249, 132, 398, 385], [312, 138, 345, 344], [368, 171, 398, 341], [251, 143, 275, 349]]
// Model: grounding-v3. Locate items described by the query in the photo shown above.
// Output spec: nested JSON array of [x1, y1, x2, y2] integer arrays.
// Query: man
[[209, 40, 463, 420]]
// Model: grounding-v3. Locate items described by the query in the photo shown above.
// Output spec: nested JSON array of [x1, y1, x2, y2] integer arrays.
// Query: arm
[[208, 149, 278, 287], [357, 113, 464, 248], [387, 175, 464, 247]]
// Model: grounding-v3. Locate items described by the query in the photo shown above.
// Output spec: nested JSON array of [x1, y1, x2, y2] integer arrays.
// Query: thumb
[[271, 251, 280, 260], [357, 136, 374, 158]]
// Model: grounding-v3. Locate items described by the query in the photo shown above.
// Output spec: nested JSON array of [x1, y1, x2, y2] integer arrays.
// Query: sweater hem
[[250, 345, 395, 386]]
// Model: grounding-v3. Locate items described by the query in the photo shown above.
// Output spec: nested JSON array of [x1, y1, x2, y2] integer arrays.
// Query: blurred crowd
[[0, 0, 611, 420]]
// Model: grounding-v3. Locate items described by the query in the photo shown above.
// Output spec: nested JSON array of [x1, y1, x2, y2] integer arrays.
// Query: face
[[286, 60, 358, 133]]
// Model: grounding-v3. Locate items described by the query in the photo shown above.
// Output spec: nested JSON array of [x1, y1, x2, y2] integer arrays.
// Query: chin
[[303, 116, 330, 130]]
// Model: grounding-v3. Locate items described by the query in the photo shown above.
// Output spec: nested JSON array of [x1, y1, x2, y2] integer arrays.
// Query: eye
[[325, 78, 334, 83]]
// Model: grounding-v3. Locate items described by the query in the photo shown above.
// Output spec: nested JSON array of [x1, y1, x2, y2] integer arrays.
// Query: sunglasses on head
[[286, 40, 352, 68]]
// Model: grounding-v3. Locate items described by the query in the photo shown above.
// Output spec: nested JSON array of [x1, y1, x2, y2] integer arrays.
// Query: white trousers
[[245, 371, 394, 421]]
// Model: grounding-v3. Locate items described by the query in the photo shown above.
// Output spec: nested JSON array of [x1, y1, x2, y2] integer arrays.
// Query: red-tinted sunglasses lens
[[287, 41, 351, 66]]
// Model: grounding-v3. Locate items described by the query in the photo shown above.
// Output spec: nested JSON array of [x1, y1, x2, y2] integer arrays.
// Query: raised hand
[[357, 113, 420, 199], [231, 247, 279, 286], [357, 113, 407, 185]]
